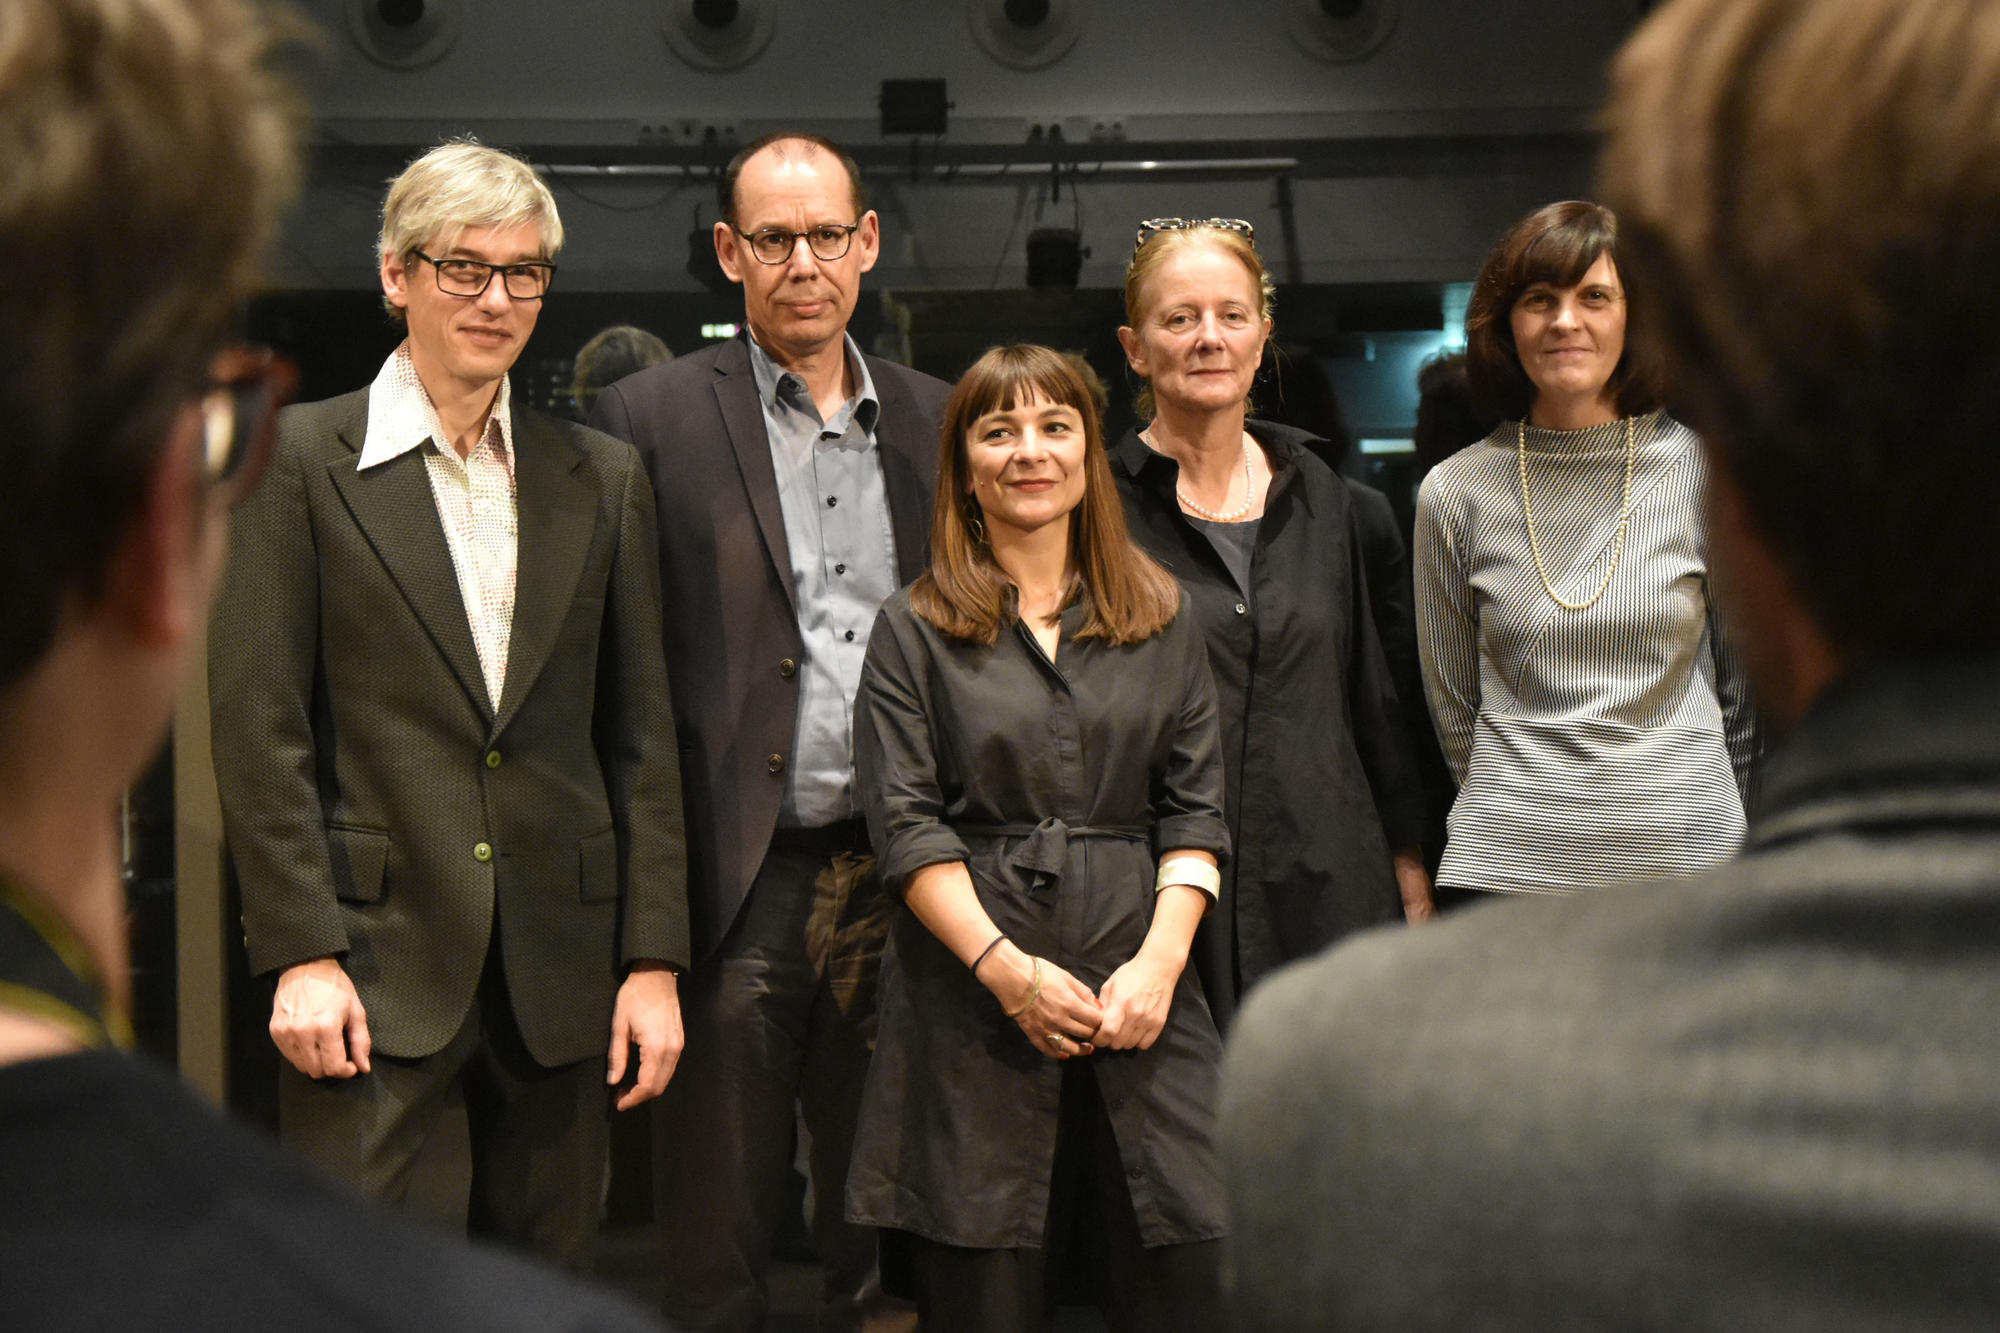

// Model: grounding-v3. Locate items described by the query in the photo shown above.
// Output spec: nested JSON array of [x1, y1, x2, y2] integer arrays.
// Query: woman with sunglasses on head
[[1111, 218, 1432, 1032], [1414, 201, 1756, 905], [847, 345, 1231, 1332]]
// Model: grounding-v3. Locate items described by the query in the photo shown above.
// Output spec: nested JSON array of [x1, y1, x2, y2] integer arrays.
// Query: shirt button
[[778, 658, 797, 678], [1127, 1167, 1145, 1181], [844, 629, 856, 642], [485, 750, 502, 768], [826, 496, 838, 508], [1234, 601, 1248, 615], [767, 753, 786, 774], [834, 563, 846, 575], [473, 842, 493, 862]]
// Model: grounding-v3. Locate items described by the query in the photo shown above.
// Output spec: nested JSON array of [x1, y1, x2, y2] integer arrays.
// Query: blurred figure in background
[[1402, 351, 1499, 883], [1224, 0, 2000, 1328], [1058, 349, 1111, 421], [573, 324, 673, 421], [1411, 352, 1497, 476]]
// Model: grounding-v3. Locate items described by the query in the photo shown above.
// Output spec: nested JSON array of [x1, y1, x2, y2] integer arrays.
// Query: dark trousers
[[278, 946, 609, 1273], [904, 1062, 1224, 1333], [653, 821, 905, 1333]]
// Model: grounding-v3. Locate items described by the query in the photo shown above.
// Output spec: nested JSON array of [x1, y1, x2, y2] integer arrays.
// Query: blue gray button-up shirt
[[749, 333, 901, 828]]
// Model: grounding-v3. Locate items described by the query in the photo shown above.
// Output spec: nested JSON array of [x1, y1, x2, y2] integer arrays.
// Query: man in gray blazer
[[590, 132, 947, 1331], [211, 140, 688, 1272], [1222, 0, 2000, 1328]]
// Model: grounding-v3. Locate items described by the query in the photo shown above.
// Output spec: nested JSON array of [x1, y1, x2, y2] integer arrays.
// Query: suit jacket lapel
[[871, 364, 935, 584], [714, 337, 799, 618], [326, 408, 493, 720], [494, 411, 596, 736]]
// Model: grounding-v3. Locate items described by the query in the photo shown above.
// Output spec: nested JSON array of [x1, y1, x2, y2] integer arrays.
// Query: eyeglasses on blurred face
[[200, 345, 298, 504]]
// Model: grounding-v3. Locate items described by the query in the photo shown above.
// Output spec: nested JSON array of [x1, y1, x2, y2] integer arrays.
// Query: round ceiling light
[[968, 0, 1085, 71]]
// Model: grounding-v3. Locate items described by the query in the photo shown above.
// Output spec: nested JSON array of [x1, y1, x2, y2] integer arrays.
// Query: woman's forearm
[[902, 860, 1005, 968], [1141, 848, 1217, 967]]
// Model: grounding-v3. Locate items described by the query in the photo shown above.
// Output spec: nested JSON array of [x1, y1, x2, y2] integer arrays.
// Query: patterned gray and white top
[[1413, 411, 1755, 894]]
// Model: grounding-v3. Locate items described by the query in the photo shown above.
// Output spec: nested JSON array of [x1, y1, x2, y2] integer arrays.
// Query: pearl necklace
[[1146, 429, 1257, 522], [1516, 414, 1636, 612]]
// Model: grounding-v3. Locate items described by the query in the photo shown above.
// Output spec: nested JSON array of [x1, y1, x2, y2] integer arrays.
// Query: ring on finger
[[1048, 1032, 1066, 1047]]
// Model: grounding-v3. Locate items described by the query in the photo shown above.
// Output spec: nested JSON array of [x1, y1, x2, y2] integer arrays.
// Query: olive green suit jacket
[[209, 388, 689, 1067]]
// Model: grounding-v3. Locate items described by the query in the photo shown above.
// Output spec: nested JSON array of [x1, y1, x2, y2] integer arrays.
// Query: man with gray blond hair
[[210, 137, 689, 1272], [1221, 0, 2000, 1328]]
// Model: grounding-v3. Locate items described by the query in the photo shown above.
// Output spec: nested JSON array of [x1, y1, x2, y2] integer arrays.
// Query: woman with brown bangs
[[1414, 200, 1757, 905], [847, 344, 1231, 1331]]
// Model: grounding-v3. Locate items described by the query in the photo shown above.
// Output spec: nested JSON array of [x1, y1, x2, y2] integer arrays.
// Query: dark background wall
[[257, 0, 1651, 492]]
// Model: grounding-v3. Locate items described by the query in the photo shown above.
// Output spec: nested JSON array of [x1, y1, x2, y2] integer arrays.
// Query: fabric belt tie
[[956, 817, 1148, 896]]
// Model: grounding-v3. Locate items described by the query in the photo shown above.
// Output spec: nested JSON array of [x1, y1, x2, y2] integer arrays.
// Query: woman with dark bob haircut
[[1414, 200, 1757, 903], [847, 345, 1232, 1329]]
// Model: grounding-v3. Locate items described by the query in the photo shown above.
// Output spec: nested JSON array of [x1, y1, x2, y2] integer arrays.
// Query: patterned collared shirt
[[359, 342, 518, 711], [748, 333, 899, 828]]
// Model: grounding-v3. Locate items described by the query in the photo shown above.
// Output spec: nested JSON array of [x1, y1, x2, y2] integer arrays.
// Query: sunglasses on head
[[1133, 217, 1257, 250]]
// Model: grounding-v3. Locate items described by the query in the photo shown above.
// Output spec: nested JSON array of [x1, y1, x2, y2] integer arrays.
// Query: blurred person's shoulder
[[0, 1048, 667, 1332], [1222, 830, 2000, 1330]]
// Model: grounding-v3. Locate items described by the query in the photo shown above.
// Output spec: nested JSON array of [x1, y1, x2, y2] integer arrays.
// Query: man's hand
[[1394, 848, 1436, 925], [608, 961, 683, 1111], [270, 957, 371, 1079]]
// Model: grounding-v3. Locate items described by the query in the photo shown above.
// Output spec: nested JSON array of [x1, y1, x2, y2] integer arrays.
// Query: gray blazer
[[1221, 652, 2000, 1331], [210, 389, 688, 1068], [589, 336, 948, 958]]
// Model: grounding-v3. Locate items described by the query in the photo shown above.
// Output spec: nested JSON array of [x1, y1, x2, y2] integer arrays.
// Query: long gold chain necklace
[[1517, 414, 1636, 612]]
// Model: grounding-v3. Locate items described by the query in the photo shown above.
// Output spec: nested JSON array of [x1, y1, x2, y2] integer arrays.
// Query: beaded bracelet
[[970, 932, 1008, 979], [1003, 956, 1044, 1019]]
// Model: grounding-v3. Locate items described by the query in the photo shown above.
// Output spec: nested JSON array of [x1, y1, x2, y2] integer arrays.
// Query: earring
[[964, 505, 987, 544]]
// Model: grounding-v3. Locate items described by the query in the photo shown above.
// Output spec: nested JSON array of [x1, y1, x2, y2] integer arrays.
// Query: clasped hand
[[979, 942, 1181, 1061]]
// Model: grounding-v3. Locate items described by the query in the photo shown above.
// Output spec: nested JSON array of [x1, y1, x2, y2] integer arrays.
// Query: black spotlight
[[879, 79, 950, 137], [1025, 228, 1086, 290], [970, 0, 1082, 69], [347, 0, 461, 69], [1288, 0, 1397, 63], [687, 227, 731, 294], [660, 0, 771, 71]]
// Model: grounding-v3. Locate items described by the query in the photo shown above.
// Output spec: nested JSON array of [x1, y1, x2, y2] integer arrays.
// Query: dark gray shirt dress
[[846, 588, 1232, 1250]]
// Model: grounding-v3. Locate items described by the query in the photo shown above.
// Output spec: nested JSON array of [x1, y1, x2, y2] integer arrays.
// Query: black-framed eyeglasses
[[411, 249, 557, 300], [732, 223, 861, 266], [1133, 217, 1257, 250], [201, 345, 298, 504]]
